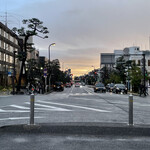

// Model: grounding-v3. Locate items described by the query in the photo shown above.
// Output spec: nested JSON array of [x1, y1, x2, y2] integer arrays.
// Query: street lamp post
[[12, 51, 17, 95], [48, 43, 55, 92], [91, 65, 96, 83]]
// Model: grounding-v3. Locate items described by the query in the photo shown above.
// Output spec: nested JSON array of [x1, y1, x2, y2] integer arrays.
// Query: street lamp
[[12, 51, 17, 95], [48, 43, 56, 91]]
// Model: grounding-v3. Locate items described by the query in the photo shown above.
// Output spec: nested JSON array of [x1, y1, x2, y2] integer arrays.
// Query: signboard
[[8, 72, 12, 76], [44, 68, 47, 77]]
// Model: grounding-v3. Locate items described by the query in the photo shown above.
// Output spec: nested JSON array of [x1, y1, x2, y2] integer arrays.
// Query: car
[[106, 83, 114, 92], [112, 84, 127, 94], [53, 82, 64, 91], [81, 82, 85, 86], [94, 83, 106, 93], [75, 82, 80, 87], [65, 82, 71, 88]]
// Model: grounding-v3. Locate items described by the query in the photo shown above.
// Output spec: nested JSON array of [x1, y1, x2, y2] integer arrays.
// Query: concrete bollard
[[129, 94, 133, 126], [30, 94, 35, 125]]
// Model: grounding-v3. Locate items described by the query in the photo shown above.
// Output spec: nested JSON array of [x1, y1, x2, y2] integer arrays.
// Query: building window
[[10, 56, 13, 63], [148, 60, 150, 66], [132, 60, 136, 65], [6, 54, 9, 62], [137, 60, 140, 66]]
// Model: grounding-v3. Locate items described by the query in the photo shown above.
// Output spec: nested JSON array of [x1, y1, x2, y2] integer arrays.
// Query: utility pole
[[143, 53, 146, 90], [12, 51, 17, 95]]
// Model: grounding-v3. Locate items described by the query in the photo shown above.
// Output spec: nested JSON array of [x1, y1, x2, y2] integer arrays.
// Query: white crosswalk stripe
[[69, 93, 93, 96], [0, 101, 72, 113]]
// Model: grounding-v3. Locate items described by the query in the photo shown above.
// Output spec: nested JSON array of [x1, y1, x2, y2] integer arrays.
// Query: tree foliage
[[12, 18, 49, 92]]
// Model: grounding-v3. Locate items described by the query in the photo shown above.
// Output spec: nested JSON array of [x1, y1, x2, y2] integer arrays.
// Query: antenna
[[5, 0, 8, 26], [5, 11, 7, 26]]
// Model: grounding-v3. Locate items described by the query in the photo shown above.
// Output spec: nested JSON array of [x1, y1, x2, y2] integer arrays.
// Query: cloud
[[3, 0, 150, 76]]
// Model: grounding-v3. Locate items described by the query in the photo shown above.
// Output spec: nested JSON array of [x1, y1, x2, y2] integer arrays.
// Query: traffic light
[[145, 70, 148, 77]]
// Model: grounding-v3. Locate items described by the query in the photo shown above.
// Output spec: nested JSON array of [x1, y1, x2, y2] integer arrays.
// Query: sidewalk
[[1, 122, 150, 136]]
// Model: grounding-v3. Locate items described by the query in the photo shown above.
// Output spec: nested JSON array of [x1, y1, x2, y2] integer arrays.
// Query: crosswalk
[[0, 99, 111, 114], [69, 93, 93, 96], [0, 101, 72, 113]]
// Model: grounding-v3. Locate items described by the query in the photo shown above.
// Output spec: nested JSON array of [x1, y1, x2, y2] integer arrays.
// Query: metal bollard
[[30, 94, 35, 125], [129, 94, 133, 126]]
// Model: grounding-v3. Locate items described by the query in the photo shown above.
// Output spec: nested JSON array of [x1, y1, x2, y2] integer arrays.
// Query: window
[[10, 56, 13, 63], [132, 60, 136, 65], [148, 60, 150, 66], [137, 60, 140, 66], [6, 54, 9, 62]]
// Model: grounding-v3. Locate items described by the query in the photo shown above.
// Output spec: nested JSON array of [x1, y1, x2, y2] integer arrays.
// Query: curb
[[1, 122, 150, 136]]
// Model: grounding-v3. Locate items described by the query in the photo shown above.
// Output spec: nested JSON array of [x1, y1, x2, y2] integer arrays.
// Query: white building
[[123, 46, 150, 73]]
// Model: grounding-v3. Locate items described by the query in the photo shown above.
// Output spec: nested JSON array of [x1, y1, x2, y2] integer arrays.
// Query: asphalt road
[[0, 85, 150, 126], [1, 133, 150, 150]]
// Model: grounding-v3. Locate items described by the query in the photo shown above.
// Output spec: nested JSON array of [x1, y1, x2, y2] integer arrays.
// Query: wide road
[[0, 85, 150, 126]]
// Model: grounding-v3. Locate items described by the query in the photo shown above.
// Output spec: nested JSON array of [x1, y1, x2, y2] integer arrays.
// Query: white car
[[75, 83, 80, 87]]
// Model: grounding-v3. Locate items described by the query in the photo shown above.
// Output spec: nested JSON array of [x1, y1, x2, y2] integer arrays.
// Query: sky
[[1, 0, 150, 76]]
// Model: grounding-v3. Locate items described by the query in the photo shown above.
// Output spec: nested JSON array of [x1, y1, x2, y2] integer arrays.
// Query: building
[[100, 53, 115, 68], [100, 46, 150, 85], [39, 56, 49, 68], [0, 22, 20, 86]]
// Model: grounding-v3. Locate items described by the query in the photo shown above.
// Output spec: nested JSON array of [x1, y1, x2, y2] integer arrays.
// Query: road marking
[[25, 102, 71, 111], [69, 93, 93, 96], [0, 109, 5, 112], [38, 100, 111, 113], [1, 110, 30, 113], [0, 95, 12, 98], [83, 88, 93, 94], [10, 105, 29, 109], [0, 116, 44, 121]]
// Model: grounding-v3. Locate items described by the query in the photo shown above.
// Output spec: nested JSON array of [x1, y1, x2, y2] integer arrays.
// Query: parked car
[[106, 83, 114, 92], [75, 82, 80, 87], [53, 82, 64, 91], [65, 82, 71, 88], [94, 83, 106, 93], [112, 84, 127, 94], [81, 82, 85, 86]]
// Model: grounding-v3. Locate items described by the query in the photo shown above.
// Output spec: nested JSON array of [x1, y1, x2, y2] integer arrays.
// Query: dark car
[[106, 83, 114, 92], [53, 82, 64, 91], [112, 84, 127, 94], [94, 83, 106, 93]]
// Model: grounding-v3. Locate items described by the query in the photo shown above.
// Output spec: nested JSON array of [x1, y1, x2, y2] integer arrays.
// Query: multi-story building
[[0, 22, 20, 86], [100, 46, 150, 85]]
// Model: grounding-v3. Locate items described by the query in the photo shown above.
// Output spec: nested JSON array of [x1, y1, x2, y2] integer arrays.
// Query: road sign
[[44, 68, 47, 77], [8, 72, 12, 76]]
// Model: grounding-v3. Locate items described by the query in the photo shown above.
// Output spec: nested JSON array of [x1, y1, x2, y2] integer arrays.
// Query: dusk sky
[[1, 0, 150, 76]]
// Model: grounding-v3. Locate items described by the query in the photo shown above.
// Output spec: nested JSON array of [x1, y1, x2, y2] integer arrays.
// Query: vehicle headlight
[[116, 87, 119, 90]]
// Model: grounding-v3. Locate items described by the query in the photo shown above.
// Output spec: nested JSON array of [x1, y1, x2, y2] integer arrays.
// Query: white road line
[[10, 105, 29, 109], [25, 102, 71, 111], [38, 100, 111, 113], [0, 109, 5, 112], [83, 88, 93, 94], [0, 110, 30, 113], [69, 93, 93, 96], [0, 116, 44, 121]]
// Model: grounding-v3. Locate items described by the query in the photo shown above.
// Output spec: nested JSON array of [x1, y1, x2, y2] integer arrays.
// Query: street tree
[[12, 18, 49, 92]]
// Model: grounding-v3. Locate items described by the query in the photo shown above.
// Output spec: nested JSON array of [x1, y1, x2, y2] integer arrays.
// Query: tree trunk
[[16, 60, 25, 92]]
